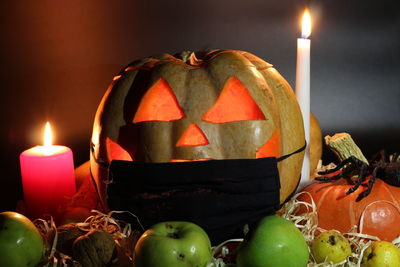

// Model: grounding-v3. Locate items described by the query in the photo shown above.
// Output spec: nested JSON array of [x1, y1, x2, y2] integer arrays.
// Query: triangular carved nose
[[176, 124, 209, 147]]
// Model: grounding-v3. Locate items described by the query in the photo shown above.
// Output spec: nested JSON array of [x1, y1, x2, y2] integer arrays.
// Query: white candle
[[296, 9, 311, 189]]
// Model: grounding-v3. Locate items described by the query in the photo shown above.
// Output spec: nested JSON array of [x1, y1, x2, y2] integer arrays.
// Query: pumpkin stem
[[179, 51, 193, 63], [178, 51, 202, 66], [325, 133, 369, 165]]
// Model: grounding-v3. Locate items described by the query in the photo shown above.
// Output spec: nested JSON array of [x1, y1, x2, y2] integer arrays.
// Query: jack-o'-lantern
[[90, 50, 305, 213]]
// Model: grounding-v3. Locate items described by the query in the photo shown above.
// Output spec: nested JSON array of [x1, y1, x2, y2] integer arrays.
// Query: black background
[[1, 0, 399, 211]]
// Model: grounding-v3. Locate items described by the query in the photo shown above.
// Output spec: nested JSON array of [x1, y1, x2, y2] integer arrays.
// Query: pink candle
[[19, 122, 76, 220]]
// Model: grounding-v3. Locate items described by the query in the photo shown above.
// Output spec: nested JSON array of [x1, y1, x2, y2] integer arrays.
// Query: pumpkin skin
[[298, 178, 400, 241], [90, 50, 305, 208], [310, 113, 322, 177]]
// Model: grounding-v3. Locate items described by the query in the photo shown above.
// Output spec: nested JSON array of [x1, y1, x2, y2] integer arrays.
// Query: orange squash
[[298, 178, 400, 241], [310, 113, 322, 176]]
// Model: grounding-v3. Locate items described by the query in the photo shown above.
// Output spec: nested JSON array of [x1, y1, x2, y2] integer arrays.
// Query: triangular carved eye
[[202, 77, 266, 123], [133, 78, 184, 123]]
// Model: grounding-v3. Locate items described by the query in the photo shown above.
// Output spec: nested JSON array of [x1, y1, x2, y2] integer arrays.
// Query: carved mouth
[[170, 158, 214, 162]]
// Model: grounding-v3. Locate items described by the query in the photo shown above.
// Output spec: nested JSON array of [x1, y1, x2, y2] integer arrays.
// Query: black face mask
[[105, 144, 304, 245]]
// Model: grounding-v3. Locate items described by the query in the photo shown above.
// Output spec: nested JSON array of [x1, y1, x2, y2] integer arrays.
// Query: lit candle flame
[[43, 122, 53, 147], [301, 9, 312, 39]]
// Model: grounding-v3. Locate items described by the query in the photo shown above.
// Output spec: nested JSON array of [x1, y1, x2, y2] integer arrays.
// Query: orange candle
[[19, 122, 76, 220]]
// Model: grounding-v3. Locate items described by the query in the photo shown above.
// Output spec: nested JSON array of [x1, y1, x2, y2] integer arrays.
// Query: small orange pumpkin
[[298, 178, 400, 241]]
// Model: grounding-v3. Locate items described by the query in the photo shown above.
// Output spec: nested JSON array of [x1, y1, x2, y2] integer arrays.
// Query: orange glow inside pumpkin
[[255, 129, 281, 158], [133, 78, 184, 123], [124, 76, 277, 162], [202, 77, 266, 123], [106, 137, 133, 161], [176, 123, 209, 147], [170, 158, 213, 162]]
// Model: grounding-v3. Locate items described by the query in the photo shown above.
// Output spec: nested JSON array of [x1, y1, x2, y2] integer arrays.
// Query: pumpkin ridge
[[256, 66, 304, 202], [383, 182, 400, 207], [170, 67, 189, 160], [256, 66, 274, 70], [202, 54, 232, 158], [349, 197, 356, 231], [239, 51, 274, 70], [95, 70, 138, 162], [316, 182, 333, 211], [218, 52, 276, 159]]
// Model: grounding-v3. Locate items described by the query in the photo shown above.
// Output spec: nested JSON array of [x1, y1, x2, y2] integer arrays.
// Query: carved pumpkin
[[298, 178, 400, 241], [90, 50, 305, 208]]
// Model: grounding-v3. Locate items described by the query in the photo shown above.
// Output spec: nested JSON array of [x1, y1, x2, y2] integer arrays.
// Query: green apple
[[361, 241, 400, 267], [133, 221, 212, 267], [311, 230, 351, 263], [0, 211, 44, 267], [236, 215, 309, 267]]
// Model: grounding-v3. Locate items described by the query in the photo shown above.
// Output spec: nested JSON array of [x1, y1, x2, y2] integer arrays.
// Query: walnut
[[56, 223, 86, 256], [72, 230, 116, 267]]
